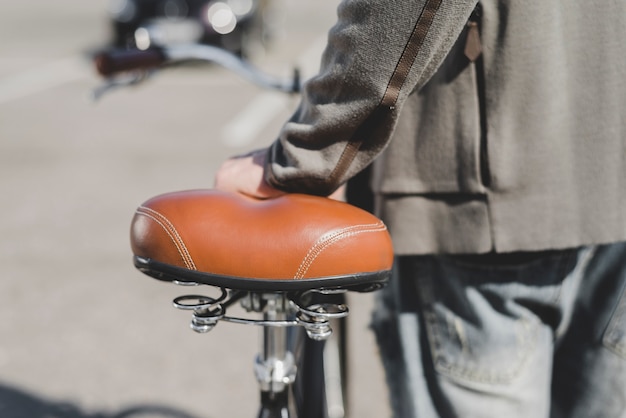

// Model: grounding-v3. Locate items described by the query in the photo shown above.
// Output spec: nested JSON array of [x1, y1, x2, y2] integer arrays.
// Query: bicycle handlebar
[[93, 44, 301, 95], [95, 48, 166, 77]]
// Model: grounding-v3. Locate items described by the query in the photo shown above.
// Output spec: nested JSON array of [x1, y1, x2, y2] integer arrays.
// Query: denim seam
[[602, 282, 626, 359]]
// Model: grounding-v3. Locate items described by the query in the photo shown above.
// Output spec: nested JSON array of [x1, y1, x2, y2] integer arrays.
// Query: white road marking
[[0, 57, 86, 106]]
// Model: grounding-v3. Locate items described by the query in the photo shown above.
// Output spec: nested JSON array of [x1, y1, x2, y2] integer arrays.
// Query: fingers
[[215, 148, 346, 201], [328, 184, 346, 201], [214, 149, 285, 199]]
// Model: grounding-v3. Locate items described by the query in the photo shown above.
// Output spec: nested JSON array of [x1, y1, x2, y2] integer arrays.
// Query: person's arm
[[215, 0, 478, 198], [266, 0, 478, 195]]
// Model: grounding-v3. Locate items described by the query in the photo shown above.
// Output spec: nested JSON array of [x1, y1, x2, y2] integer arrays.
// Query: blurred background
[[0, 1, 390, 417]]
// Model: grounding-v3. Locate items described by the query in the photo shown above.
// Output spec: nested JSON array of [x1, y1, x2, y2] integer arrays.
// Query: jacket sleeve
[[265, 0, 479, 196]]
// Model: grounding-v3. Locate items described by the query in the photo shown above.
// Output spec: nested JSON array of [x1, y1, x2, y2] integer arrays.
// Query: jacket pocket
[[467, 4, 490, 187]]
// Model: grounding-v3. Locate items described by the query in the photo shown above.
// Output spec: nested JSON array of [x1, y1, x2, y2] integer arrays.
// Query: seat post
[[254, 293, 297, 418]]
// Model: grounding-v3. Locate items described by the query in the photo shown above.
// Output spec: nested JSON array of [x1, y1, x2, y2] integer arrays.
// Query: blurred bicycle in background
[[107, 0, 276, 56]]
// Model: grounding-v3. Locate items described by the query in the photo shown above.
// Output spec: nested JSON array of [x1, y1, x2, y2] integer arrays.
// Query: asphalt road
[[0, 1, 390, 417]]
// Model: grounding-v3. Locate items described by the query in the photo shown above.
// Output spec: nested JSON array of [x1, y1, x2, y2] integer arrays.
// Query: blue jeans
[[371, 242, 626, 418]]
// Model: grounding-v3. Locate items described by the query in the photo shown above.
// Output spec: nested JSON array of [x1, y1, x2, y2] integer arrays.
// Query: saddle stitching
[[136, 206, 197, 270], [294, 222, 387, 279]]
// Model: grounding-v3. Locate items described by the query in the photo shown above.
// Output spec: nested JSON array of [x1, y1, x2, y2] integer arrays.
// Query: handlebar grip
[[94, 48, 166, 77]]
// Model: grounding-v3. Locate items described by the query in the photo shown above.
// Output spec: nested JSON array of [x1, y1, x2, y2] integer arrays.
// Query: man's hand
[[214, 147, 346, 201], [214, 148, 285, 199]]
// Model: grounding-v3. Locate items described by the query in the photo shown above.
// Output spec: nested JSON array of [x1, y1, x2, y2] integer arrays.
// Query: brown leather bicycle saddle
[[130, 189, 394, 291]]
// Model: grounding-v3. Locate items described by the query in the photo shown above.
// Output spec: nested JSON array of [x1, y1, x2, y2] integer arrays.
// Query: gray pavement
[[0, 1, 390, 417]]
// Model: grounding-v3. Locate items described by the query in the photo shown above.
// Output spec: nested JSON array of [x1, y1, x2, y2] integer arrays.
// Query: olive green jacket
[[266, 0, 626, 254]]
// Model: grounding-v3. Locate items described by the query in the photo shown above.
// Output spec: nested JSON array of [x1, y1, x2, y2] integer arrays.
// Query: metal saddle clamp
[[171, 287, 350, 395]]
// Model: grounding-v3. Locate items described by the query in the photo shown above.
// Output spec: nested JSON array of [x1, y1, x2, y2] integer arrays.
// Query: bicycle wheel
[[292, 293, 348, 418]]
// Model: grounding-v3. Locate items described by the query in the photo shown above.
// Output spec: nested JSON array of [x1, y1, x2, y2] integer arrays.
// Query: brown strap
[[328, 0, 444, 184]]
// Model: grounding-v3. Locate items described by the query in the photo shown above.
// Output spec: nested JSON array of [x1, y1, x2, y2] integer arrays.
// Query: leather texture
[[130, 190, 394, 281]]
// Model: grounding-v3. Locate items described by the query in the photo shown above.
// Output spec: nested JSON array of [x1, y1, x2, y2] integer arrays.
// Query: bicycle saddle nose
[[130, 189, 393, 291]]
